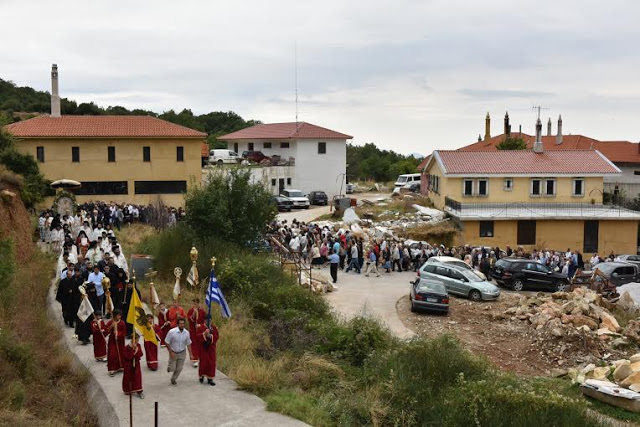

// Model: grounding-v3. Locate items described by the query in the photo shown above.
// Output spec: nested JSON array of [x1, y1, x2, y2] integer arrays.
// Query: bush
[[0, 237, 15, 293]]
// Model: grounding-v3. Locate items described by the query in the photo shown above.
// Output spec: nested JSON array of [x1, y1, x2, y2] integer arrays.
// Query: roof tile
[[219, 122, 352, 140]]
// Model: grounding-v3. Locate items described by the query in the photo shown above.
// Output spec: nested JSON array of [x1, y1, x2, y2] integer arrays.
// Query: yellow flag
[[126, 289, 158, 345]]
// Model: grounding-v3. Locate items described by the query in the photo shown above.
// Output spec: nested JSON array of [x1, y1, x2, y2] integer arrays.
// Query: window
[[71, 146, 80, 162], [477, 179, 488, 196], [435, 266, 450, 277], [264, 142, 272, 149], [635, 171, 640, 176], [233, 143, 239, 153], [503, 178, 513, 191], [448, 269, 465, 280], [108, 146, 116, 162], [134, 181, 187, 194], [248, 142, 254, 151], [517, 220, 536, 245], [479, 221, 494, 237], [286, 178, 292, 185], [544, 179, 556, 196], [584, 220, 599, 253], [75, 181, 128, 195], [424, 264, 437, 274], [280, 142, 290, 149], [463, 179, 474, 196], [176, 146, 184, 162], [531, 179, 541, 196], [318, 142, 327, 154], [573, 178, 584, 196], [271, 179, 276, 186], [143, 146, 151, 162], [36, 146, 45, 162]]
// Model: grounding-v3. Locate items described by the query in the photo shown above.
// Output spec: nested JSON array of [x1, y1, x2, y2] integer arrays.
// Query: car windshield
[[495, 259, 510, 268], [447, 260, 471, 270], [460, 269, 482, 282], [418, 281, 446, 293], [287, 191, 304, 197], [595, 264, 617, 275], [397, 176, 408, 183]]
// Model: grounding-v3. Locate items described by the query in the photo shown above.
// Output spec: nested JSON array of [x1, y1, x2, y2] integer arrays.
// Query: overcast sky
[[2, 0, 639, 154]]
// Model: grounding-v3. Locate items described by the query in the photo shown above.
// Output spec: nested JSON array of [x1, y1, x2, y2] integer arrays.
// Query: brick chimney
[[547, 117, 552, 136], [484, 112, 491, 141], [51, 64, 61, 118], [504, 111, 511, 137], [556, 115, 563, 145], [533, 118, 544, 153]]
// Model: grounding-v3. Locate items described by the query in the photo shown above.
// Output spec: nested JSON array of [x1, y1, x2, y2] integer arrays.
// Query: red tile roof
[[5, 115, 206, 138], [201, 142, 209, 157], [431, 150, 620, 175], [459, 133, 640, 164], [218, 122, 352, 140]]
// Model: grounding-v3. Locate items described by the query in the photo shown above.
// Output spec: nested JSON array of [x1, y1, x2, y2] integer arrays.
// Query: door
[[613, 266, 636, 285], [278, 178, 285, 195], [448, 268, 467, 294], [517, 221, 536, 245], [583, 221, 599, 253], [534, 263, 556, 289], [522, 262, 545, 287], [233, 143, 239, 154]]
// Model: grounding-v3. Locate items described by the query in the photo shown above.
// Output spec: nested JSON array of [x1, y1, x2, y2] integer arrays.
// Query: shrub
[[0, 237, 15, 293]]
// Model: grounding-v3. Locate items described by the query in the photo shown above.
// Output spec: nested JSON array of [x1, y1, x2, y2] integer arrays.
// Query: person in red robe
[[105, 309, 126, 376], [143, 314, 160, 371], [157, 302, 170, 347], [196, 323, 219, 386], [122, 333, 144, 399], [90, 310, 108, 362], [187, 299, 206, 367], [167, 300, 186, 329]]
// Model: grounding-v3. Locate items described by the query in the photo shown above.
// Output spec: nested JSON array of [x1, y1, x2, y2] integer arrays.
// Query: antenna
[[295, 41, 299, 125], [532, 104, 549, 120]]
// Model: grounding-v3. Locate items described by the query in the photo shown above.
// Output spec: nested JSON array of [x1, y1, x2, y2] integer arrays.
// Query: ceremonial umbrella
[[51, 179, 81, 189]]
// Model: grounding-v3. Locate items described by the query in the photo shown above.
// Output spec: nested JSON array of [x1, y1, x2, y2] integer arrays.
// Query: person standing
[[327, 249, 340, 284], [167, 300, 186, 328], [88, 265, 105, 313], [122, 333, 144, 399], [143, 314, 160, 371], [157, 302, 170, 347], [90, 310, 108, 362], [56, 269, 77, 328], [196, 322, 219, 386], [345, 243, 361, 274], [165, 317, 194, 386], [106, 309, 127, 376], [187, 299, 206, 368]]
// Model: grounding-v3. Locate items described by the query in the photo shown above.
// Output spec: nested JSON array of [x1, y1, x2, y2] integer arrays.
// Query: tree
[[184, 168, 276, 246], [496, 137, 527, 150]]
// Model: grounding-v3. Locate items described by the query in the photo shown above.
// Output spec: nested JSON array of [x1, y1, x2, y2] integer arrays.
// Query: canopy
[[50, 179, 81, 189]]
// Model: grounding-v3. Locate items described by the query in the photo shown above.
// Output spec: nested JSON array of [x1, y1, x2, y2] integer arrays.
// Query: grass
[[115, 222, 157, 258], [398, 221, 460, 246]]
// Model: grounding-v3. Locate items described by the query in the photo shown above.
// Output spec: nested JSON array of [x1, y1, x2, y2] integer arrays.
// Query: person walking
[[327, 249, 340, 284], [345, 243, 361, 274], [365, 249, 381, 277], [165, 317, 194, 385], [196, 323, 219, 386]]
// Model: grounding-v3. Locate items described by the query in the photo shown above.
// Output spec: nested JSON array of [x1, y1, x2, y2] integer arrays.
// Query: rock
[[504, 307, 517, 315], [582, 364, 596, 374], [599, 310, 621, 333], [551, 291, 569, 300], [596, 328, 619, 336], [630, 354, 640, 364], [620, 371, 640, 388], [630, 384, 640, 392], [613, 362, 633, 382], [562, 301, 576, 314], [630, 361, 640, 372], [551, 328, 563, 337], [577, 325, 591, 333], [342, 208, 360, 225], [590, 367, 611, 381], [572, 314, 598, 330], [561, 314, 574, 324], [612, 338, 630, 349], [623, 320, 640, 344]]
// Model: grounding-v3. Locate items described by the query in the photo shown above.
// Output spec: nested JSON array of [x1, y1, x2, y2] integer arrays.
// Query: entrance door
[[278, 178, 285, 195], [517, 221, 536, 245], [583, 221, 599, 253]]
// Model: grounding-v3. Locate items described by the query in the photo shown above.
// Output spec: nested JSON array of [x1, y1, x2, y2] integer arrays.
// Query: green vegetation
[[496, 136, 527, 150], [347, 142, 421, 182]]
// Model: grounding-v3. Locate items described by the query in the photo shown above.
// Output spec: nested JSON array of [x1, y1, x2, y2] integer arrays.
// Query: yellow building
[[422, 148, 640, 255], [5, 115, 205, 207]]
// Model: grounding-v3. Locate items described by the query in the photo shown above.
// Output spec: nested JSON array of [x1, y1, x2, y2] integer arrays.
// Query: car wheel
[[555, 280, 569, 292], [469, 290, 482, 302], [410, 301, 416, 313], [217, 159, 223, 166], [305, 206, 310, 210], [512, 279, 525, 291]]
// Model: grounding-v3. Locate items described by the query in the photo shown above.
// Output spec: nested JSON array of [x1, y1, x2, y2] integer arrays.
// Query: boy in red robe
[[187, 299, 206, 367], [105, 309, 126, 376], [196, 322, 219, 386], [157, 302, 170, 347], [167, 300, 186, 328], [143, 314, 161, 371], [123, 333, 144, 399], [90, 310, 108, 362]]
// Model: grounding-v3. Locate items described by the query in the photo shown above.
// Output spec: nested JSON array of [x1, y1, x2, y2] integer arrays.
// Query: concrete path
[[48, 286, 308, 427], [323, 267, 417, 339]]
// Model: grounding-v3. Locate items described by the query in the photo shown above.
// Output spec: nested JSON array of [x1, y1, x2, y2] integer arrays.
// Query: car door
[[522, 262, 545, 288], [533, 263, 555, 289], [432, 266, 454, 292], [448, 268, 469, 295], [614, 266, 636, 285]]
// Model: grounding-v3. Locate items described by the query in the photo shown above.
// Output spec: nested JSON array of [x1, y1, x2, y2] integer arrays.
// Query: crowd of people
[[53, 203, 218, 400], [268, 218, 622, 283]]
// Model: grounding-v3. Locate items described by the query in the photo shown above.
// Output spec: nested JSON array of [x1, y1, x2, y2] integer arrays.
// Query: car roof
[[430, 256, 465, 263], [599, 261, 636, 267], [416, 278, 447, 289]]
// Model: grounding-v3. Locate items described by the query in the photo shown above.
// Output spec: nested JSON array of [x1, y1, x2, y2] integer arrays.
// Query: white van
[[209, 149, 240, 165], [394, 173, 421, 188]]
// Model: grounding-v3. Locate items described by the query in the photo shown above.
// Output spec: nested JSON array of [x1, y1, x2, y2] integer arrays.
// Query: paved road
[[277, 192, 389, 223], [48, 286, 307, 427], [323, 267, 417, 339]]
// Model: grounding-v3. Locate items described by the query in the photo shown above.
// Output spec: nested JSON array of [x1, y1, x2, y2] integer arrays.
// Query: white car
[[426, 256, 487, 281], [209, 149, 240, 165], [280, 189, 310, 209]]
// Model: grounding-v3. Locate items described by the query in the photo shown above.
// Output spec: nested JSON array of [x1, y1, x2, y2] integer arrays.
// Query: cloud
[[459, 89, 556, 99]]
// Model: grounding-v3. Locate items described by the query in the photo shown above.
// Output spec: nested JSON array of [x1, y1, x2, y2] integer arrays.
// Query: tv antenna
[[295, 41, 299, 125], [532, 104, 549, 120]]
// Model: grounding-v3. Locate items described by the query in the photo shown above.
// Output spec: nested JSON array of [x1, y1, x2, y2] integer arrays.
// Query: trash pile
[[569, 353, 640, 391], [500, 288, 640, 367], [348, 199, 447, 234]]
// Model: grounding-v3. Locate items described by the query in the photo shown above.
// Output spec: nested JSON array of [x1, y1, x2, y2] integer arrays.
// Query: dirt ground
[[397, 291, 637, 377]]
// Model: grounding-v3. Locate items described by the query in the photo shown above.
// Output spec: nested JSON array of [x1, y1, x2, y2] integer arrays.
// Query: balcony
[[444, 196, 640, 221]]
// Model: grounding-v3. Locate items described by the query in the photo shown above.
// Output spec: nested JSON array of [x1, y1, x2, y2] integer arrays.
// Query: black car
[[410, 278, 449, 313], [491, 258, 570, 292], [269, 195, 293, 212], [308, 191, 328, 206]]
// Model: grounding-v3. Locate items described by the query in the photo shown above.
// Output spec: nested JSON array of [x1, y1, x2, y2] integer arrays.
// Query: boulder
[[572, 314, 598, 330], [630, 354, 640, 364], [630, 384, 640, 393], [590, 367, 611, 381], [613, 362, 633, 382], [551, 327, 564, 337], [623, 320, 640, 344], [562, 301, 576, 314], [581, 364, 596, 375], [620, 371, 640, 388], [342, 208, 360, 225], [599, 311, 621, 333], [577, 325, 591, 333], [551, 291, 569, 300], [561, 314, 574, 324], [612, 338, 630, 349]]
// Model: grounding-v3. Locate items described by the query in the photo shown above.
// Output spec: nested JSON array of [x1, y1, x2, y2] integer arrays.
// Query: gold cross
[[211, 256, 217, 267]]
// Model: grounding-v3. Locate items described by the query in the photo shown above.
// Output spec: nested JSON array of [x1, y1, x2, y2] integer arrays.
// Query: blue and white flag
[[205, 269, 231, 319]]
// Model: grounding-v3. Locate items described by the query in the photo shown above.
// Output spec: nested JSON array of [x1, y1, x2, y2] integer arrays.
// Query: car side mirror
[[547, 270, 552, 274], [612, 273, 619, 277]]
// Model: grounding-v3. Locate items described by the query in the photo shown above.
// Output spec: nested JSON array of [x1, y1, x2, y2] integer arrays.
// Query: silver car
[[419, 261, 500, 302], [426, 256, 487, 281]]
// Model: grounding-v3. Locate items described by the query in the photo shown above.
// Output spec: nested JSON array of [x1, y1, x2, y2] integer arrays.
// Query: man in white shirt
[[165, 317, 194, 385], [590, 254, 600, 266], [112, 246, 129, 274]]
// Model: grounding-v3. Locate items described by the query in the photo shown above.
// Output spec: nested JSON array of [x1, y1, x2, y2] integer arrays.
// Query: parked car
[[280, 189, 310, 209], [394, 173, 421, 188], [593, 262, 640, 287], [308, 191, 328, 206], [410, 278, 449, 313], [400, 182, 421, 194], [241, 150, 270, 163], [491, 258, 570, 292], [426, 256, 487, 280], [345, 183, 355, 194], [269, 195, 293, 212], [209, 149, 240, 165], [615, 255, 640, 269], [418, 261, 500, 301]]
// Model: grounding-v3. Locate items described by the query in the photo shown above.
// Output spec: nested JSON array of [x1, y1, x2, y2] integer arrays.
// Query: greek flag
[[205, 269, 231, 319]]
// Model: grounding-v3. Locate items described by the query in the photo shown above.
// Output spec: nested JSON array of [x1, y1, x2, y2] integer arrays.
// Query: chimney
[[547, 117, 552, 136], [477, 134, 482, 142], [504, 111, 511, 137], [518, 124, 522, 138], [484, 112, 491, 141], [533, 118, 544, 153], [556, 115, 563, 145], [51, 64, 61, 117]]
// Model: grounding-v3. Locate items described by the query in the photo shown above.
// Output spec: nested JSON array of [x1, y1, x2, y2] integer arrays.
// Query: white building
[[219, 122, 352, 197]]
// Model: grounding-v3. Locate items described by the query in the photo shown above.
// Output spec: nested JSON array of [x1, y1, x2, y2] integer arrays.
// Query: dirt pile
[[569, 352, 640, 393], [0, 184, 33, 262]]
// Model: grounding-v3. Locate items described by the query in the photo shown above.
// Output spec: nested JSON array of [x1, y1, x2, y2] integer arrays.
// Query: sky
[[2, 0, 640, 155]]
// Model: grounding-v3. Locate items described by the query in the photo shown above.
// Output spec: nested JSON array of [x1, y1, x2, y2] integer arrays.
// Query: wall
[[604, 164, 640, 198], [294, 139, 346, 197], [18, 137, 203, 207], [599, 220, 638, 255], [227, 139, 297, 160], [203, 165, 296, 196], [424, 160, 451, 209]]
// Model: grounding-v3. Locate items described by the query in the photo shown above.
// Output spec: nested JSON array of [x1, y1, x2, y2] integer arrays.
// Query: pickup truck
[[593, 262, 640, 287]]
